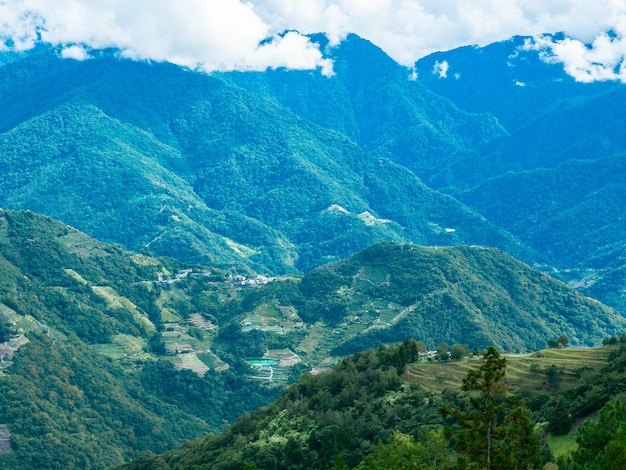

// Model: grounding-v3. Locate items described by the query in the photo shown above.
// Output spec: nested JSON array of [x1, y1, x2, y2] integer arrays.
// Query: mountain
[[413, 36, 626, 281], [217, 34, 626, 286], [414, 35, 615, 133], [0, 210, 283, 469], [0, 35, 624, 285], [222, 33, 508, 192], [416, 34, 626, 175], [460, 154, 626, 270], [0, 47, 530, 274], [0, 210, 622, 469], [218, 242, 625, 364]]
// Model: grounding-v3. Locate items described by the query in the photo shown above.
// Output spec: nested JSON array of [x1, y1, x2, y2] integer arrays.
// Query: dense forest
[[116, 339, 626, 469], [0, 210, 283, 469]]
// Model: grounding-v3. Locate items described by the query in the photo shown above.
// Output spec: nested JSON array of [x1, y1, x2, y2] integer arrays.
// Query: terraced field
[[167, 352, 210, 376], [405, 347, 612, 396]]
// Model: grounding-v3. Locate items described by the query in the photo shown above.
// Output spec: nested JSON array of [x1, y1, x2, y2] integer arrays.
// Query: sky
[[1, 0, 626, 82]]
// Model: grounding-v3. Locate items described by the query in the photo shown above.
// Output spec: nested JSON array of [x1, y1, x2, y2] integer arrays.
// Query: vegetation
[[117, 341, 626, 469], [442, 347, 541, 469], [559, 400, 626, 469], [0, 211, 623, 469], [0, 210, 283, 469], [0, 46, 532, 276], [0, 32, 625, 470]]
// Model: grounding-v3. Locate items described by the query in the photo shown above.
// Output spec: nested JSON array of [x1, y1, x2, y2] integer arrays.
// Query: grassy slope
[[406, 347, 611, 396], [114, 343, 621, 470], [406, 347, 615, 460]]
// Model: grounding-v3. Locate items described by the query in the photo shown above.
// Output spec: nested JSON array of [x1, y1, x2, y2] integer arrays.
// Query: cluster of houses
[[227, 274, 275, 287], [153, 268, 276, 288]]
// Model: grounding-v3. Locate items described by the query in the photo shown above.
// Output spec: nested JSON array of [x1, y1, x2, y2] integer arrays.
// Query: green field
[[92, 343, 126, 360], [548, 430, 579, 460], [405, 347, 612, 396]]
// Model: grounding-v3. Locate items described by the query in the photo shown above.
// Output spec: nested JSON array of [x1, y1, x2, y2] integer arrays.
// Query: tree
[[450, 344, 469, 361], [355, 431, 452, 470], [558, 334, 569, 348], [547, 339, 560, 349], [148, 331, 167, 354], [545, 365, 561, 391], [441, 347, 541, 470], [565, 400, 626, 469], [544, 396, 571, 435], [0, 320, 13, 343], [436, 341, 449, 361]]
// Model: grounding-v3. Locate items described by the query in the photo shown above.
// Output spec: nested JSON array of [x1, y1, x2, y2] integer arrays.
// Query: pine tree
[[442, 346, 541, 469]]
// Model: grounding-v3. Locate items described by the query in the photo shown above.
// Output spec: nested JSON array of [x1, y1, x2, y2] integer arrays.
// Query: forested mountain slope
[[461, 155, 626, 270], [222, 33, 508, 191], [0, 211, 622, 469], [218, 34, 626, 284], [0, 210, 282, 469], [116, 340, 626, 470], [210, 243, 626, 368], [414, 37, 626, 270], [0, 35, 624, 282], [0, 48, 530, 274]]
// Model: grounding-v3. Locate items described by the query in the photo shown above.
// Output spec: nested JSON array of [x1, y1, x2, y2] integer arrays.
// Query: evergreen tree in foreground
[[442, 346, 541, 470], [559, 400, 626, 469]]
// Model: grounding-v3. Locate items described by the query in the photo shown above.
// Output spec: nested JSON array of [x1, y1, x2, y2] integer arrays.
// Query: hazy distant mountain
[[414, 36, 626, 277], [415, 35, 614, 131], [461, 155, 626, 269], [0, 33, 623, 293], [222, 33, 508, 191]]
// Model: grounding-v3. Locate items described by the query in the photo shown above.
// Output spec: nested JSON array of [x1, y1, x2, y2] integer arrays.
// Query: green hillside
[[225, 34, 626, 282], [0, 210, 622, 468], [460, 154, 626, 313], [0, 210, 283, 469], [0, 48, 530, 275], [114, 340, 626, 470], [216, 242, 625, 367], [223, 33, 508, 192], [405, 347, 611, 395]]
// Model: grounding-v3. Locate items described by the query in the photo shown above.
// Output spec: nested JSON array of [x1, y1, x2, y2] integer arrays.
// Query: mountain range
[[0, 28, 626, 469], [0, 34, 623, 305], [0, 44, 529, 276]]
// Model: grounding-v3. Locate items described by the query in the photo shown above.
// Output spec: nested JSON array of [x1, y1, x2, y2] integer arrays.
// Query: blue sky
[[1, 0, 625, 81]]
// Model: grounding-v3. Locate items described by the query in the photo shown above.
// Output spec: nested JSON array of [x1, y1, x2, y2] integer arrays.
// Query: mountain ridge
[[0, 47, 534, 274]]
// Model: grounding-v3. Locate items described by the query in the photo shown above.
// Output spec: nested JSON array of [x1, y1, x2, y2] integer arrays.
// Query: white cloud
[[433, 60, 449, 78], [253, 1, 626, 66], [0, 0, 332, 74], [60, 44, 90, 60], [528, 27, 626, 83], [0, 0, 625, 80]]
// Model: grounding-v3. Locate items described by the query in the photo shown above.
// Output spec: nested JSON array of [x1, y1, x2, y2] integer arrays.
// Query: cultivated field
[[405, 347, 612, 396]]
